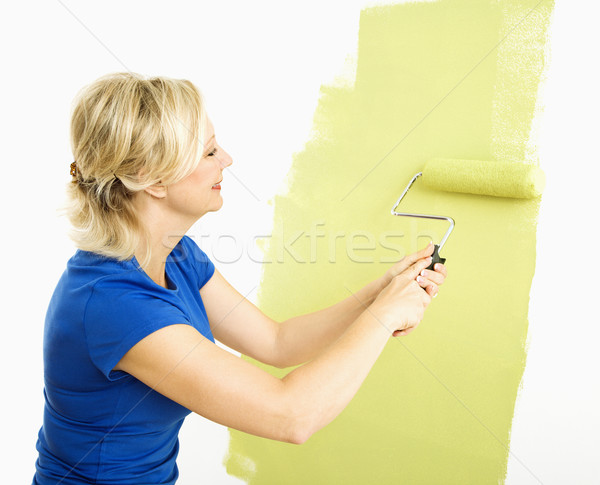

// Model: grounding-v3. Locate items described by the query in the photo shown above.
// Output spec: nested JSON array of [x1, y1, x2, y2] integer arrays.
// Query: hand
[[370, 257, 433, 337], [416, 261, 447, 298], [381, 242, 448, 299]]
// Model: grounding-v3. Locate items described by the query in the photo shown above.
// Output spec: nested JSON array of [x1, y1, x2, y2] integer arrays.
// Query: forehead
[[204, 115, 214, 136], [202, 116, 215, 154]]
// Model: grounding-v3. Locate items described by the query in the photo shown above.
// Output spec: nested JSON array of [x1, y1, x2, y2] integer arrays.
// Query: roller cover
[[422, 158, 546, 198]]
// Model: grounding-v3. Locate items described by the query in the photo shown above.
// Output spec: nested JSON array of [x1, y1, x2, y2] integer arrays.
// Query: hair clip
[[70, 161, 78, 178]]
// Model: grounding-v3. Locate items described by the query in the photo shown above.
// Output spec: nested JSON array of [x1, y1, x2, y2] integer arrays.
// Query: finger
[[424, 282, 438, 297], [418, 268, 445, 286], [416, 273, 439, 296], [388, 243, 436, 280], [415, 241, 435, 260], [433, 263, 447, 278], [422, 285, 434, 302], [393, 327, 416, 337], [403, 241, 435, 266], [404, 256, 434, 279]]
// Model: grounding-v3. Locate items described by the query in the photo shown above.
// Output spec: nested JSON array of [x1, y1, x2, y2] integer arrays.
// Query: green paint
[[225, 1, 554, 483]]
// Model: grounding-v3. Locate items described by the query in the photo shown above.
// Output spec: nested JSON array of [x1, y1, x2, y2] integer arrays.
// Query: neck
[[136, 240, 174, 289], [133, 194, 199, 289]]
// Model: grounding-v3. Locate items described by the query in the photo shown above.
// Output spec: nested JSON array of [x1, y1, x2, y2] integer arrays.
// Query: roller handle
[[426, 244, 446, 271]]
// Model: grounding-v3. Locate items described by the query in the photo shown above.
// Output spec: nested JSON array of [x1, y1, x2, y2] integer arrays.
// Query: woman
[[33, 72, 447, 484]]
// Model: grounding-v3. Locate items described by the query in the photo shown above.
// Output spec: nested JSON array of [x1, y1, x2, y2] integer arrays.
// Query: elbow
[[286, 407, 318, 445], [272, 355, 306, 370], [278, 406, 314, 444], [278, 371, 330, 444], [287, 422, 313, 445], [270, 354, 293, 370], [279, 385, 315, 444]]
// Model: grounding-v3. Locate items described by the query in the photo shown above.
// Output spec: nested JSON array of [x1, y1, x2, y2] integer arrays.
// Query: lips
[[212, 179, 222, 189]]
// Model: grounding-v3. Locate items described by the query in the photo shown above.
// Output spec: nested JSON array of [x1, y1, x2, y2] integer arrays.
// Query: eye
[[207, 147, 218, 157]]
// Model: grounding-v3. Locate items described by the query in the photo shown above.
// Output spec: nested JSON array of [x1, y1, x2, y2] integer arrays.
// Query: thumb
[[403, 256, 433, 279], [405, 241, 435, 266]]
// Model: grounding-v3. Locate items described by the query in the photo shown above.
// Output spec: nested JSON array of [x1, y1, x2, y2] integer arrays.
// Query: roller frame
[[390, 172, 455, 252]]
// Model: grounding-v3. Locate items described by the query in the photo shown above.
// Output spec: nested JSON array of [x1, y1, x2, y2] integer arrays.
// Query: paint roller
[[390, 158, 546, 270]]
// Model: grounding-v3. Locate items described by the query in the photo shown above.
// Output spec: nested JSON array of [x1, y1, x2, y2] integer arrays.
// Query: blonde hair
[[65, 72, 207, 266]]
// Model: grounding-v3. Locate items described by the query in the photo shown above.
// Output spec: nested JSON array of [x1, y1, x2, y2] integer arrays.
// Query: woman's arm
[[202, 243, 444, 369], [115, 257, 434, 444], [275, 277, 385, 368], [114, 310, 387, 444], [276, 243, 445, 367], [201, 269, 383, 369]]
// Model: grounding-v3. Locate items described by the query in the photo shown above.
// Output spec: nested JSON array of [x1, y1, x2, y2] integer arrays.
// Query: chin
[[209, 198, 224, 212]]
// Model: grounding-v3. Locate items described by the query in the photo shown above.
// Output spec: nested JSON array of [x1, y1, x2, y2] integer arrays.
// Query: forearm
[[276, 276, 386, 368], [281, 305, 391, 442]]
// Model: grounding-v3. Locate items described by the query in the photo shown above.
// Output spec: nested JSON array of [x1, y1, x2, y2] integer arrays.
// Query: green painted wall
[[225, 1, 554, 483]]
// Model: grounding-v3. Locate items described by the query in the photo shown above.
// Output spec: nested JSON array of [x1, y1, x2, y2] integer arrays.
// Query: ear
[[144, 183, 168, 199]]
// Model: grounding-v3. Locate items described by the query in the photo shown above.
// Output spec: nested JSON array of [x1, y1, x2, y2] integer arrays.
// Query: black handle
[[426, 244, 446, 271]]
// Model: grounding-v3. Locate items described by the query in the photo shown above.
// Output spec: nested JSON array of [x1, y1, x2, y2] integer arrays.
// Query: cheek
[[191, 163, 217, 185]]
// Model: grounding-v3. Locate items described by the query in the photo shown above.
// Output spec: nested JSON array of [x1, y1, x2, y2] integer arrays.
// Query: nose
[[219, 149, 233, 169]]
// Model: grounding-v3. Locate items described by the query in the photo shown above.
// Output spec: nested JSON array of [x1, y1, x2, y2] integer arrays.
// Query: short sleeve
[[83, 283, 192, 380], [178, 236, 215, 289]]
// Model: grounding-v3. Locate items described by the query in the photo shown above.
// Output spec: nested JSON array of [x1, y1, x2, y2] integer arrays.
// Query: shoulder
[[70, 257, 193, 380], [85, 271, 186, 325], [172, 236, 215, 289], [176, 236, 211, 265]]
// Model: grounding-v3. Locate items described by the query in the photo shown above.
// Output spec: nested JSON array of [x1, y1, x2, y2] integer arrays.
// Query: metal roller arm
[[390, 172, 455, 251]]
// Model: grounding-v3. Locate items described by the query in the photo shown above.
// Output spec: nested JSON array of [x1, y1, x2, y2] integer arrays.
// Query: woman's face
[[165, 115, 233, 220]]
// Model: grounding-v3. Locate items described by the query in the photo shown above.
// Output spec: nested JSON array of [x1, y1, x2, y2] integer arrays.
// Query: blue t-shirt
[[33, 236, 216, 484]]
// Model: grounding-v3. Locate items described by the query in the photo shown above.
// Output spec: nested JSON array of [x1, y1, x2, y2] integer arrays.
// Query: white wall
[[1, 1, 597, 483], [505, 1, 600, 483]]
